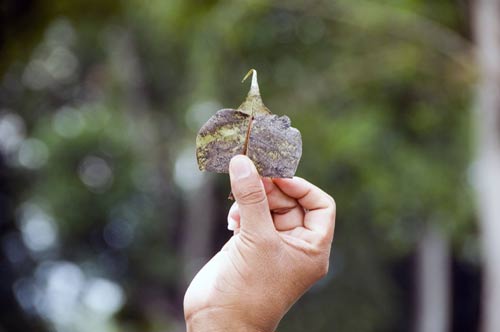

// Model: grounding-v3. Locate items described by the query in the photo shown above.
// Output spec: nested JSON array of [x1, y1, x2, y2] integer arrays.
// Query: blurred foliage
[[0, 0, 476, 331]]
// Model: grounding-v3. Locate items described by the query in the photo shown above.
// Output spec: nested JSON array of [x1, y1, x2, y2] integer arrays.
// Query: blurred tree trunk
[[415, 225, 450, 332], [180, 177, 216, 286], [473, 1, 500, 332]]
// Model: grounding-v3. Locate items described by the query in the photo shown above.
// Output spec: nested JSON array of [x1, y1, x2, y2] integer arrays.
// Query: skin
[[184, 155, 336, 332]]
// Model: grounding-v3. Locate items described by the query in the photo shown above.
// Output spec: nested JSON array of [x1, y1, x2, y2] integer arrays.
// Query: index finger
[[273, 177, 336, 242]]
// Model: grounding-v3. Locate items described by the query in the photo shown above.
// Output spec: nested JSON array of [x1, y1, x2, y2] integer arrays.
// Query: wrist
[[185, 307, 271, 332]]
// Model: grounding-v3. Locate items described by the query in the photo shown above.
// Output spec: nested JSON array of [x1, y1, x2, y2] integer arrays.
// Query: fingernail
[[230, 155, 252, 180], [227, 217, 237, 231]]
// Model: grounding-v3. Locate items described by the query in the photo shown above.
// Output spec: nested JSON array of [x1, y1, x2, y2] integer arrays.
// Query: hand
[[184, 155, 336, 332]]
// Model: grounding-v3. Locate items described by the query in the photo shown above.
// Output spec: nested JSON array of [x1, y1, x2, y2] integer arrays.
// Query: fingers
[[228, 158, 335, 246], [273, 177, 336, 243], [272, 206, 304, 231], [262, 178, 304, 231], [273, 177, 334, 211], [227, 202, 240, 231], [261, 178, 297, 212], [229, 155, 275, 237], [228, 179, 303, 232], [228, 199, 303, 233], [227, 203, 242, 235]]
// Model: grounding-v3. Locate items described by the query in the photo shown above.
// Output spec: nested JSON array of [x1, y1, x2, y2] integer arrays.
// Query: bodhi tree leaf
[[196, 69, 302, 178]]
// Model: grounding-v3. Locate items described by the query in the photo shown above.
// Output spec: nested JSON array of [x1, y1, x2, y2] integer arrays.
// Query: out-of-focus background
[[2, 0, 500, 331]]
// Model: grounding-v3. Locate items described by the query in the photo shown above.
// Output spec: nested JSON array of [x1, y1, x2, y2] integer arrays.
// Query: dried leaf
[[196, 69, 302, 178]]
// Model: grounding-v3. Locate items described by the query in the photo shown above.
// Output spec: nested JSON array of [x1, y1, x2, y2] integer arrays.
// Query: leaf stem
[[229, 114, 254, 200], [242, 116, 254, 155], [229, 69, 260, 200]]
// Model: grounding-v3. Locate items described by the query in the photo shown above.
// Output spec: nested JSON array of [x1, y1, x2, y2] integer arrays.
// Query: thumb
[[229, 155, 274, 236]]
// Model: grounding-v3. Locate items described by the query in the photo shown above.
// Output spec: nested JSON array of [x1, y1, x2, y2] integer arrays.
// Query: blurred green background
[[0, 1, 480, 331]]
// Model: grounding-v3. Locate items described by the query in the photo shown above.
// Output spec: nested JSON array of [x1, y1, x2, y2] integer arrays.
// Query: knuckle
[[312, 230, 333, 249], [318, 233, 333, 248], [327, 194, 336, 209], [325, 196, 336, 220], [235, 184, 266, 205], [316, 259, 329, 279]]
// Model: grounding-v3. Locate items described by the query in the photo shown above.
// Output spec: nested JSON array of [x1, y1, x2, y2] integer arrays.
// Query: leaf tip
[[242, 68, 259, 95]]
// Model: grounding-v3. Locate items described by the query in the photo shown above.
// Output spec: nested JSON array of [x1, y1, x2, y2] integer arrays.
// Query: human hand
[[184, 155, 336, 332]]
